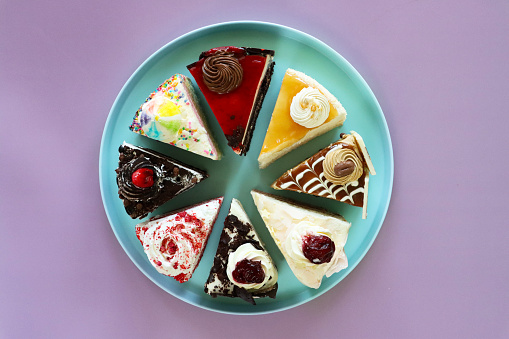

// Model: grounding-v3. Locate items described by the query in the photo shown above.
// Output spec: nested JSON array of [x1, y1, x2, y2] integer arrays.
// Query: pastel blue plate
[[99, 21, 393, 315]]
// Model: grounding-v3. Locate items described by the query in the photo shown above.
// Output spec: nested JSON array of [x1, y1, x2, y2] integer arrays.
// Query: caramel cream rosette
[[323, 145, 364, 185]]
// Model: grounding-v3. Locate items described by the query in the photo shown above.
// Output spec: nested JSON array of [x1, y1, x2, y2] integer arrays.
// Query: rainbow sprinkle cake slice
[[129, 74, 221, 160]]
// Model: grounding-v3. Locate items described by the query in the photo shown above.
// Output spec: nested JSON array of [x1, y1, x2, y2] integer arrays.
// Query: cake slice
[[251, 190, 350, 289], [135, 197, 224, 283], [204, 198, 278, 305], [116, 142, 208, 219], [272, 131, 376, 219], [258, 68, 347, 168], [129, 74, 221, 160], [187, 46, 275, 155]]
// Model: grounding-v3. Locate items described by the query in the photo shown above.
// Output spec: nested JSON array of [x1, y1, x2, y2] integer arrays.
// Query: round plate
[[99, 21, 393, 315]]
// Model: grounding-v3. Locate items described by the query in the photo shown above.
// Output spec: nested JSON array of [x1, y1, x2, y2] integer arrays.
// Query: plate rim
[[99, 20, 394, 315]]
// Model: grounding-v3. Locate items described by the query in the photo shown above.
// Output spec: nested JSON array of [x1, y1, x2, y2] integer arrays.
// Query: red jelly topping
[[131, 168, 154, 188], [232, 259, 265, 284], [187, 47, 268, 151], [302, 235, 335, 264]]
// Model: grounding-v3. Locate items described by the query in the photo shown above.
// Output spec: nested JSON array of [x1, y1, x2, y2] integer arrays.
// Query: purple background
[[1, 0, 508, 338]]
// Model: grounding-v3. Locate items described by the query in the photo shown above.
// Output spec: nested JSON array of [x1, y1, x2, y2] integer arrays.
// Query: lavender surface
[[1, 1, 508, 338]]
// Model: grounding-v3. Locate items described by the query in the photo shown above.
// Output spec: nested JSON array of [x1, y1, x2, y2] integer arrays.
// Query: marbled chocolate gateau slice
[[187, 46, 275, 155], [204, 198, 278, 305], [116, 142, 208, 219], [271, 131, 376, 219]]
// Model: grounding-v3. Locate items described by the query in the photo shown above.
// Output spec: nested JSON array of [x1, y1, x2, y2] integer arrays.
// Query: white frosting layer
[[226, 243, 278, 291], [136, 198, 222, 280], [137, 75, 219, 160], [290, 87, 330, 128]]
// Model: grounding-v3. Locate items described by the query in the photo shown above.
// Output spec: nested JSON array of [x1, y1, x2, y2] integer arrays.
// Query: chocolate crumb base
[[238, 59, 275, 155], [116, 143, 208, 219], [225, 125, 245, 150], [243, 47, 275, 57], [204, 214, 278, 304]]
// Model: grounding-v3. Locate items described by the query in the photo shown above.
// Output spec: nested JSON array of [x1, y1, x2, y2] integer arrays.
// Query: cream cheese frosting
[[251, 190, 350, 289], [290, 87, 330, 128], [135, 197, 223, 282]]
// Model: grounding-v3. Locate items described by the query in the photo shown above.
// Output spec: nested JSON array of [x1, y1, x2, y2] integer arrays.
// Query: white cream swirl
[[284, 222, 334, 266], [142, 223, 197, 277], [226, 243, 278, 291], [290, 87, 330, 128]]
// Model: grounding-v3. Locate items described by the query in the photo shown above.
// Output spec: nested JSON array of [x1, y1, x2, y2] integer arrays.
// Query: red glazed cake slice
[[271, 131, 376, 219], [135, 197, 224, 283], [187, 46, 275, 155]]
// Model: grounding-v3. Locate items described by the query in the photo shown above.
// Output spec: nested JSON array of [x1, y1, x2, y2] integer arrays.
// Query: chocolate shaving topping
[[202, 51, 243, 94]]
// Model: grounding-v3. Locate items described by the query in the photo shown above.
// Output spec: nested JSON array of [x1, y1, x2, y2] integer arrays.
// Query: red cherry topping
[[131, 168, 154, 188], [232, 259, 265, 284], [302, 235, 335, 264]]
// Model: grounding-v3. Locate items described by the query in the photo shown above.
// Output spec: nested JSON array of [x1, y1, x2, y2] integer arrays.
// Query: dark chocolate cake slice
[[115, 142, 208, 219], [204, 198, 278, 305], [187, 46, 275, 155]]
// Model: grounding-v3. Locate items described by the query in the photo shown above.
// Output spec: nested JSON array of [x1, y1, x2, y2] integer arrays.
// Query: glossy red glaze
[[188, 47, 267, 151]]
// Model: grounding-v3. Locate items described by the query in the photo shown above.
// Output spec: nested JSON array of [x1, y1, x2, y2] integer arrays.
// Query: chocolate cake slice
[[187, 46, 275, 155], [115, 142, 208, 219], [204, 198, 278, 305], [271, 131, 376, 219]]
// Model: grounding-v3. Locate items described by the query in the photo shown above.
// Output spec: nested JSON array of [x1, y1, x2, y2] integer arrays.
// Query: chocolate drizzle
[[115, 143, 208, 219], [271, 139, 368, 208], [202, 51, 243, 94], [117, 155, 163, 202]]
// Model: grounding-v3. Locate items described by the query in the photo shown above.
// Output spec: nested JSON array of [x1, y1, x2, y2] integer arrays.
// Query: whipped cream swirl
[[290, 87, 330, 128], [226, 243, 278, 291], [142, 221, 200, 277], [284, 222, 334, 266]]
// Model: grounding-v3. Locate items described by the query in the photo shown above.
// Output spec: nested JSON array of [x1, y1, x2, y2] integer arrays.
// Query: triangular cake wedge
[[258, 68, 347, 168], [135, 197, 223, 283], [251, 190, 350, 289], [271, 131, 375, 219], [129, 74, 221, 160], [204, 198, 278, 305], [116, 142, 208, 219], [187, 46, 275, 155]]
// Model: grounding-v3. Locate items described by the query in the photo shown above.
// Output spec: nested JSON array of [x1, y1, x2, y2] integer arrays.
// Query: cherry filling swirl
[[117, 156, 163, 201], [232, 259, 265, 284], [202, 51, 243, 94]]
